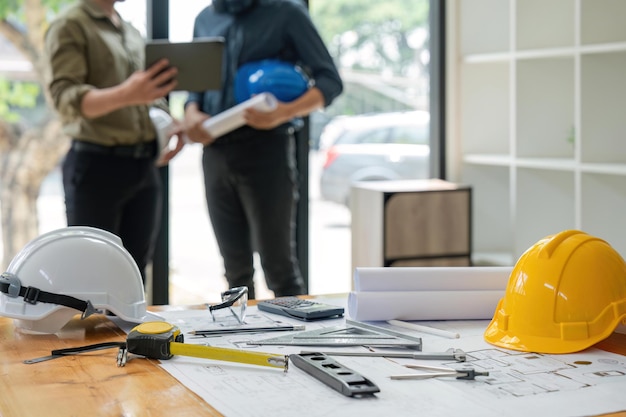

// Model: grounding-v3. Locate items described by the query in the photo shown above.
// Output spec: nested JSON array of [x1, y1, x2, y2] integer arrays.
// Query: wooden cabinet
[[447, 0, 626, 266], [350, 179, 472, 270]]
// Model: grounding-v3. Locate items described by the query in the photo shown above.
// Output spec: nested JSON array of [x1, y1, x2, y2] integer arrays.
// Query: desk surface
[[1, 305, 625, 417], [0, 312, 221, 416]]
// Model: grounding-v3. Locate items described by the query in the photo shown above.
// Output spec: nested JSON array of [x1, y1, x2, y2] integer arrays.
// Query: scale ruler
[[250, 320, 422, 349]]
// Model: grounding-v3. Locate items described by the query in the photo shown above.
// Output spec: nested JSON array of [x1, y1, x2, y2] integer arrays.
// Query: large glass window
[[29, 0, 432, 305], [308, 0, 431, 294]]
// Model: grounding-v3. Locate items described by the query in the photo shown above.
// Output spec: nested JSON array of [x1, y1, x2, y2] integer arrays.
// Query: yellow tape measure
[[127, 321, 288, 371]]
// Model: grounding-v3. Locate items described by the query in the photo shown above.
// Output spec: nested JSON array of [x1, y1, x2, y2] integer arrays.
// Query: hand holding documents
[[202, 92, 278, 139]]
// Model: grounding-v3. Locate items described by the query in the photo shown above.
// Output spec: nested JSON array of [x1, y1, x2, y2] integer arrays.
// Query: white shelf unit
[[447, 0, 626, 265]]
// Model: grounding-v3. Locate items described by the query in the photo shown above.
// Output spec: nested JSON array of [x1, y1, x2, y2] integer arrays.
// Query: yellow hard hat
[[484, 230, 626, 354]]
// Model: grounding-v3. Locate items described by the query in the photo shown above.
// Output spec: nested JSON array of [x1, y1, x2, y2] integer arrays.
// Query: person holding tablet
[[44, 0, 185, 282], [184, 0, 343, 299]]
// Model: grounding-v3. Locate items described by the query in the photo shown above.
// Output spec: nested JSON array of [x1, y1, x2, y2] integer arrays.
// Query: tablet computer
[[145, 37, 224, 92]]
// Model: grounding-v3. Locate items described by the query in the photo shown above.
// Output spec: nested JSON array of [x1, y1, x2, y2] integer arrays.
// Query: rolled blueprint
[[348, 266, 513, 321], [202, 92, 278, 139], [348, 290, 505, 321], [353, 266, 513, 292], [149, 107, 176, 151]]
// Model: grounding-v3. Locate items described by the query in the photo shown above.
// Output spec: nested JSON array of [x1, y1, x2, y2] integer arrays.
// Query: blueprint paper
[[154, 306, 626, 417]]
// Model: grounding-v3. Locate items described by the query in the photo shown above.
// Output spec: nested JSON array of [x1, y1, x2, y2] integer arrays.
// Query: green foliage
[[0, 0, 68, 121], [0, 78, 41, 121], [311, 0, 428, 39], [0, 0, 20, 19], [0, 0, 67, 19], [309, 0, 429, 76]]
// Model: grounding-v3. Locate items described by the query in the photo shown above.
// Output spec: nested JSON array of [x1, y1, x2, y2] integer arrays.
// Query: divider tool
[[390, 364, 489, 380]]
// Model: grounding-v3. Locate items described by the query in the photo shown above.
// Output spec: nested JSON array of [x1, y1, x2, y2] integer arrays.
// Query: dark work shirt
[[186, 0, 343, 117]]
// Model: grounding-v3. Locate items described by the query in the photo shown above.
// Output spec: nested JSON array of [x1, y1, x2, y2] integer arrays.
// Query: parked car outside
[[319, 110, 430, 206]]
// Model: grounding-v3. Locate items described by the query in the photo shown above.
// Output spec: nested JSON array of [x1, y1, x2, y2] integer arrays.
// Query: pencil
[[386, 319, 460, 339], [189, 324, 305, 336]]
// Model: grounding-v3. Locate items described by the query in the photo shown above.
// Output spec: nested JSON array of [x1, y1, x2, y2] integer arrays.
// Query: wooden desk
[[0, 309, 625, 417], [0, 314, 220, 416]]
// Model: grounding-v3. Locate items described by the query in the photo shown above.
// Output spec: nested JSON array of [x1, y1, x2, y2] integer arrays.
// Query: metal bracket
[[290, 352, 380, 397]]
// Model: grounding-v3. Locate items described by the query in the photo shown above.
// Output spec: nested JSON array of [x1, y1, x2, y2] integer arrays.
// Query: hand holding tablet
[[145, 37, 224, 92]]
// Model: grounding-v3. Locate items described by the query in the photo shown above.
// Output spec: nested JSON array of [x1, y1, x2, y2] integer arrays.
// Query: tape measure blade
[[170, 342, 286, 369]]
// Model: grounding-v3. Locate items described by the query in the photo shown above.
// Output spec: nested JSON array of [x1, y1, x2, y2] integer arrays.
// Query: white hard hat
[[149, 107, 175, 151], [0, 226, 155, 334]]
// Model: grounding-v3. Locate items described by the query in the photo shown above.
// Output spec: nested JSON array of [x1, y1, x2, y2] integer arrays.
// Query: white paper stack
[[348, 266, 513, 321]]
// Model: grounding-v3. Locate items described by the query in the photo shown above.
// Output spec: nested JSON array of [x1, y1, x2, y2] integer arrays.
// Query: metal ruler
[[249, 320, 422, 349]]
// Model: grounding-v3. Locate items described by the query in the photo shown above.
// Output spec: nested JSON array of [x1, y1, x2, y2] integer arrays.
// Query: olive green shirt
[[45, 0, 165, 146]]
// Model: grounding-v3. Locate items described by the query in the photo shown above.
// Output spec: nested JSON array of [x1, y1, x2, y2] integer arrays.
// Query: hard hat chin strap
[[0, 273, 96, 320]]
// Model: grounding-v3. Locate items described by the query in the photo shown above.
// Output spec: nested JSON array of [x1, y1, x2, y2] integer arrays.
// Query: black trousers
[[62, 145, 162, 282], [202, 128, 306, 299]]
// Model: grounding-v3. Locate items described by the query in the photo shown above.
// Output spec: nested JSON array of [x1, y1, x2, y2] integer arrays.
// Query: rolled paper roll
[[202, 92, 278, 139], [353, 266, 512, 292], [348, 290, 506, 321], [348, 266, 512, 321]]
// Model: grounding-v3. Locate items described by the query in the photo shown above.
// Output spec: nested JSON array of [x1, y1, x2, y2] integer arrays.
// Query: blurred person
[[184, 0, 343, 299], [44, 0, 185, 281]]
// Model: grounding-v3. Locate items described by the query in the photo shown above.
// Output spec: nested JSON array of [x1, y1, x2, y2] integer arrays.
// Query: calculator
[[257, 297, 345, 321]]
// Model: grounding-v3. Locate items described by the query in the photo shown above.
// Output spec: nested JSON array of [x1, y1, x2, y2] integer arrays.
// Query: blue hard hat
[[234, 60, 311, 104]]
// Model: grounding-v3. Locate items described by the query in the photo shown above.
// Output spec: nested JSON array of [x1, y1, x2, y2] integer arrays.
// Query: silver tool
[[390, 364, 489, 380], [117, 346, 128, 367], [24, 342, 126, 364], [299, 347, 466, 362], [251, 320, 422, 349]]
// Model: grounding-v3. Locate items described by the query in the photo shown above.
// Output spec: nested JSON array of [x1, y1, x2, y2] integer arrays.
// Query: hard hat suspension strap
[[0, 273, 96, 319]]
